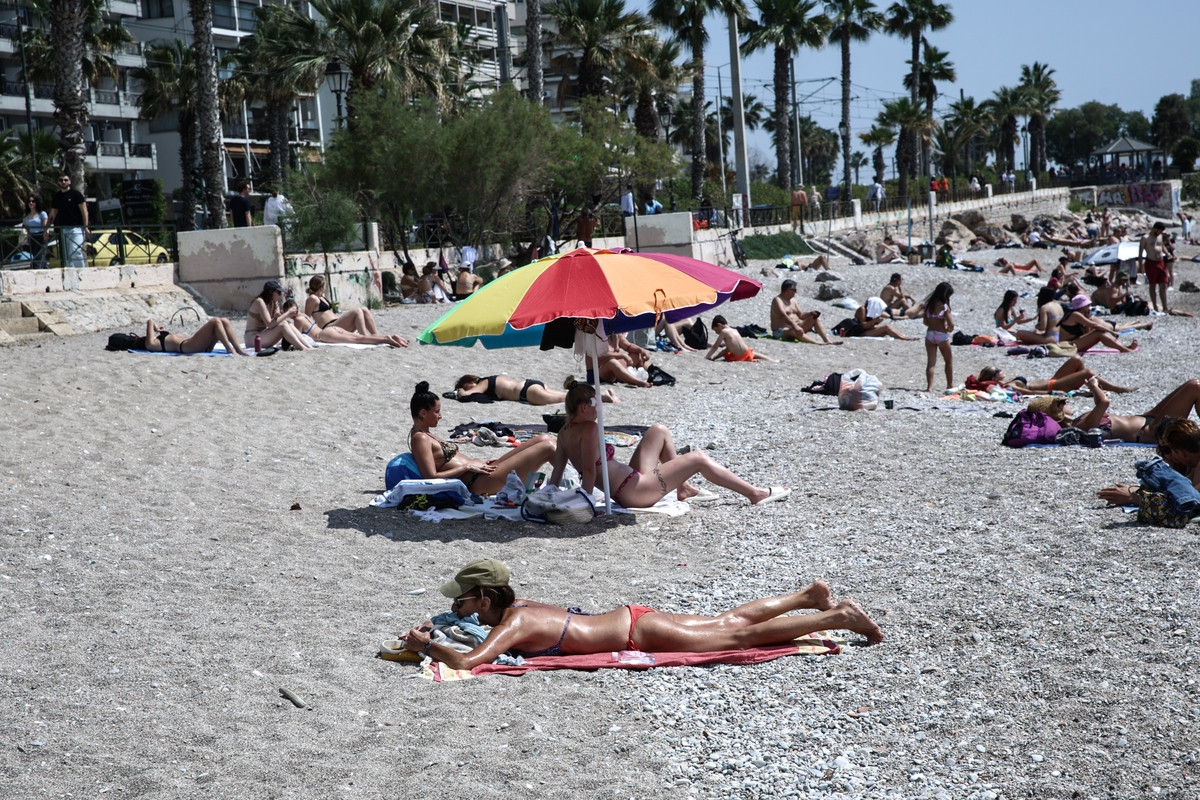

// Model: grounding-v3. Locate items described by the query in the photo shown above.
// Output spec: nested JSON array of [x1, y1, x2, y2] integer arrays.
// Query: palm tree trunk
[[923, 95, 933, 179], [178, 110, 198, 232], [910, 30, 920, 184], [690, 45, 705, 201], [897, 134, 909, 200], [48, 0, 89, 190], [772, 47, 790, 189], [634, 93, 658, 140], [526, 0, 543, 105], [267, 99, 288, 188], [840, 33, 851, 198], [873, 145, 885, 184], [190, 0, 226, 228]]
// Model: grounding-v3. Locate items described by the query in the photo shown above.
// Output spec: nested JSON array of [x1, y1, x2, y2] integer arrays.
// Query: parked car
[[84, 229, 170, 266]]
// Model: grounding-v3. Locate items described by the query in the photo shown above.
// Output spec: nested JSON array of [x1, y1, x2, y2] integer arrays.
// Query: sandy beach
[[2, 231, 1199, 798]]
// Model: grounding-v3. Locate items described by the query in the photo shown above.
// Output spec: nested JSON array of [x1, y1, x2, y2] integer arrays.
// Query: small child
[[922, 282, 954, 392], [706, 315, 776, 362]]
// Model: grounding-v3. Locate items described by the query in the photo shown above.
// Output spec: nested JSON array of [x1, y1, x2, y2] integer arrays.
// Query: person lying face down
[[396, 558, 884, 670]]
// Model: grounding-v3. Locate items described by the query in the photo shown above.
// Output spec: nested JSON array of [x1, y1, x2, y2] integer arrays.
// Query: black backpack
[[106, 332, 142, 351], [681, 318, 708, 350]]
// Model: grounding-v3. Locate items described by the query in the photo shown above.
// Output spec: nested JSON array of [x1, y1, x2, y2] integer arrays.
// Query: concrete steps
[[0, 301, 75, 342]]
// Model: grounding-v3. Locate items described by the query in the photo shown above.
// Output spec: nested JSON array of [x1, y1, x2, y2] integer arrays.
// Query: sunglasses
[[451, 589, 481, 610]]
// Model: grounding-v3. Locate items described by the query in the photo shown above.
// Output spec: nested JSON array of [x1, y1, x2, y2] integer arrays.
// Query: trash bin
[[918, 243, 934, 261]]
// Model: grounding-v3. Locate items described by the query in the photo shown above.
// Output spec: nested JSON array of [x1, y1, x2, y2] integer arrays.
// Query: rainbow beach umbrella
[[417, 246, 762, 513], [418, 247, 762, 349]]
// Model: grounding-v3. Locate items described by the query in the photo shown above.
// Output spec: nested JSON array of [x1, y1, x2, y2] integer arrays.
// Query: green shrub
[[739, 231, 815, 260]]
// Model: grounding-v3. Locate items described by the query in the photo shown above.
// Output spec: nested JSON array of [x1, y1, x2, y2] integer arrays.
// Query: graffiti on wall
[[1094, 182, 1177, 215], [284, 251, 382, 308]]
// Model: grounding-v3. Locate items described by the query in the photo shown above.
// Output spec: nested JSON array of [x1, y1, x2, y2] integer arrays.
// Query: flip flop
[[756, 486, 791, 505], [685, 489, 719, 504], [378, 639, 421, 663]]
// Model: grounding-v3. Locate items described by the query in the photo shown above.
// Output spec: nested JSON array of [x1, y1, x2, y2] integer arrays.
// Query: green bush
[[739, 231, 815, 260]]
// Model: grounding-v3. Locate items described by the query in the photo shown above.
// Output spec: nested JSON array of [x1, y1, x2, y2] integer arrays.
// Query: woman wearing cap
[[549, 379, 789, 507], [397, 558, 883, 670], [304, 275, 391, 337], [1058, 293, 1145, 353], [409, 382, 555, 495], [244, 280, 314, 351], [1033, 377, 1200, 443]]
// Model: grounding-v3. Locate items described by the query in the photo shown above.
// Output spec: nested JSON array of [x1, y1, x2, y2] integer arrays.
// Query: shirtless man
[[705, 315, 776, 362], [879, 273, 915, 317], [770, 280, 842, 345], [1090, 274, 1131, 311], [454, 267, 483, 298], [875, 234, 907, 264], [790, 186, 807, 226], [1139, 222, 1170, 313]]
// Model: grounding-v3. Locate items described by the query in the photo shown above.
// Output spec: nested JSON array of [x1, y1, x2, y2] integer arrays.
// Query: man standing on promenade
[[1139, 222, 1170, 314], [229, 180, 253, 227], [48, 173, 88, 270], [620, 184, 635, 218], [790, 186, 808, 228], [575, 206, 599, 248], [770, 280, 842, 345], [868, 177, 884, 212]]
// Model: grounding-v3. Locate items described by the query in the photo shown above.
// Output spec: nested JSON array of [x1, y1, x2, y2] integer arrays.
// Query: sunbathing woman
[[1097, 419, 1200, 517], [409, 381, 555, 495], [1012, 286, 1063, 345], [585, 333, 653, 388], [244, 280, 314, 351], [396, 558, 883, 670], [548, 379, 789, 507], [304, 275, 383, 335], [113, 317, 252, 355], [972, 360, 1136, 396], [1058, 294, 1143, 353], [1034, 377, 1200, 442], [283, 300, 408, 347], [995, 257, 1042, 275], [454, 374, 618, 405], [994, 290, 1036, 331]]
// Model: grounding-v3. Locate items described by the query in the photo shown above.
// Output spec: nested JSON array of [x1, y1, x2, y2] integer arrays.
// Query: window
[[213, 0, 235, 30], [142, 0, 173, 18], [238, 0, 259, 32]]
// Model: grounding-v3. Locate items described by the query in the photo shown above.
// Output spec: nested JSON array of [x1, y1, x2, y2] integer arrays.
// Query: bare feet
[[676, 481, 700, 501], [836, 598, 884, 645], [601, 389, 620, 404], [801, 580, 835, 611], [386, 335, 409, 348]]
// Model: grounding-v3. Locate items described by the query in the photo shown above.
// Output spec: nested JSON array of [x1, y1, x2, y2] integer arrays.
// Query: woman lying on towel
[[131, 317, 252, 355], [1032, 377, 1200, 442], [971, 359, 1136, 396], [409, 382, 555, 495], [454, 374, 617, 405], [396, 558, 883, 670], [548, 379, 789, 507], [283, 300, 408, 347]]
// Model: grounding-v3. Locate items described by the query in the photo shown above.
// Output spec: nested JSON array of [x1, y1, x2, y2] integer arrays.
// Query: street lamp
[[838, 119, 849, 199], [657, 105, 676, 211], [324, 60, 350, 129], [1020, 124, 1029, 178]]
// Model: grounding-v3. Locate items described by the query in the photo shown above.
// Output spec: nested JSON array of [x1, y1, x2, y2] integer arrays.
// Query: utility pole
[[791, 59, 802, 188], [727, 14, 751, 214], [715, 67, 726, 200], [15, 2, 36, 183]]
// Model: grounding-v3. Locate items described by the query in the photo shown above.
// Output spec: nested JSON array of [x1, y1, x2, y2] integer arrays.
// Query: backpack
[[802, 372, 842, 396], [1001, 409, 1061, 447], [646, 364, 676, 386], [521, 487, 596, 524], [1122, 297, 1149, 316], [106, 332, 142, 351], [680, 318, 709, 349]]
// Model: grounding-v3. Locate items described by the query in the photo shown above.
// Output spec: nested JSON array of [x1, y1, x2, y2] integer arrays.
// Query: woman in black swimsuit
[[454, 374, 617, 405], [1042, 377, 1200, 442], [409, 382, 555, 495], [305, 275, 384, 335], [1058, 294, 1145, 353], [138, 317, 252, 355], [396, 559, 883, 670], [283, 301, 408, 347]]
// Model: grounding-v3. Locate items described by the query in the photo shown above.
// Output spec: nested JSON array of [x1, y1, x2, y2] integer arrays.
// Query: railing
[[93, 89, 119, 105], [83, 141, 155, 160], [0, 221, 177, 270]]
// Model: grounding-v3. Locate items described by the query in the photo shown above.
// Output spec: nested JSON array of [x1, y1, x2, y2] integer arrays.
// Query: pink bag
[[1002, 409, 1061, 447]]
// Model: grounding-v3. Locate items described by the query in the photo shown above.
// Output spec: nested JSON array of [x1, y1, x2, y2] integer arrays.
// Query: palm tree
[[1019, 61, 1059, 176], [528, 0, 544, 105], [884, 0, 952, 181], [849, 149, 868, 185], [984, 84, 1026, 175], [945, 95, 990, 181], [878, 96, 926, 200], [824, 0, 882, 197], [614, 34, 683, 141], [651, 0, 748, 201], [741, 0, 829, 188], [858, 124, 894, 182], [131, 42, 200, 230], [547, 0, 650, 103], [0, 136, 37, 216], [901, 43, 954, 178], [188, 0, 226, 227]]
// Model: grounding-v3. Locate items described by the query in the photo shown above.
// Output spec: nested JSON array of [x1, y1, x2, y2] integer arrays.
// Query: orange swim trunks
[[723, 348, 755, 362]]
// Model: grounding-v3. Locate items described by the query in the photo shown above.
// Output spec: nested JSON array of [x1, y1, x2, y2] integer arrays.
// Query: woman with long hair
[[244, 280, 313, 350], [922, 282, 954, 392], [304, 275, 385, 335], [994, 290, 1035, 330]]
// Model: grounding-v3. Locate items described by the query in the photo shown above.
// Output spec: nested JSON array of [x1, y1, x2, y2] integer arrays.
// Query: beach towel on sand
[[419, 633, 844, 682]]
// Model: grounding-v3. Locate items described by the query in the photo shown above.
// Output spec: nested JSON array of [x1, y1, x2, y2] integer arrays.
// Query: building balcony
[[0, 83, 145, 120], [83, 141, 157, 173]]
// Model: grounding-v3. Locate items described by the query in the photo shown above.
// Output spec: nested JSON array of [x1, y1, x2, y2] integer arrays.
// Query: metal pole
[[716, 68, 727, 200], [791, 59, 803, 188], [16, 4, 36, 183], [727, 15, 751, 212], [591, 332, 612, 514]]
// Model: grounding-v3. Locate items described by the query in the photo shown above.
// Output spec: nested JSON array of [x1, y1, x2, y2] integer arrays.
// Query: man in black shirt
[[228, 180, 253, 227], [48, 173, 89, 269]]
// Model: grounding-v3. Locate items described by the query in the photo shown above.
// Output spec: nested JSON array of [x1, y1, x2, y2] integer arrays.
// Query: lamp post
[[657, 106, 676, 211], [324, 60, 350, 130], [1021, 124, 1029, 179], [1068, 129, 1076, 177], [15, 4, 35, 182], [837, 119, 849, 200]]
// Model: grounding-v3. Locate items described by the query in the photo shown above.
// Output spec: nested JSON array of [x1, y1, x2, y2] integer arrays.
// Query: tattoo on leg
[[654, 467, 667, 494]]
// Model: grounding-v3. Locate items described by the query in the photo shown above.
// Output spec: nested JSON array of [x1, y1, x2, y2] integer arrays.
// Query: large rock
[[975, 224, 1018, 245], [952, 209, 987, 231], [840, 231, 873, 258], [1009, 213, 1030, 233], [815, 282, 846, 301], [935, 218, 975, 248]]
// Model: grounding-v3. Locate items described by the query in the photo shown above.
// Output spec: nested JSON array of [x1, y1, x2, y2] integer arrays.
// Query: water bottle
[[254, 334, 262, 353]]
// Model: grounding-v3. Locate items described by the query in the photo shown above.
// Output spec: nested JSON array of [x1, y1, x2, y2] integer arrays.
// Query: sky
[[630, 0, 1200, 176]]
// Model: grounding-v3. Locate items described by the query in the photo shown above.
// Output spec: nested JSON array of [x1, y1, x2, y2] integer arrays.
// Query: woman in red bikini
[[397, 559, 884, 670], [548, 379, 789, 507]]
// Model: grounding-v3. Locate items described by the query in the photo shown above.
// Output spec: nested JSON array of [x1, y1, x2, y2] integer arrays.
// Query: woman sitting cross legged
[[454, 374, 618, 405], [396, 558, 883, 670], [548, 379, 789, 507], [409, 382, 555, 495]]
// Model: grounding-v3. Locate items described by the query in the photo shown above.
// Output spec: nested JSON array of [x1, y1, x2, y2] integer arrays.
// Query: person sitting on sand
[[1033, 378, 1200, 442], [1058, 294, 1143, 353], [1011, 286, 1064, 345], [705, 315, 775, 362], [454, 267, 484, 299], [283, 300, 408, 347], [971, 360, 1136, 396], [1097, 419, 1200, 526], [875, 235, 906, 264], [453, 374, 617, 405], [549, 379, 790, 507], [304, 276, 387, 337], [656, 318, 698, 352], [994, 290, 1036, 331], [880, 273, 915, 317], [585, 332, 654, 388], [418, 264, 452, 303], [245, 280, 314, 351], [409, 382, 555, 495], [395, 558, 882, 669], [114, 317, 252, 356], [835, 297, 917, 341], [995, 257, 1042, 275], [770, 280, 842, 345], [1090, 275, 1132, 310], [399, 262, 421, 302]]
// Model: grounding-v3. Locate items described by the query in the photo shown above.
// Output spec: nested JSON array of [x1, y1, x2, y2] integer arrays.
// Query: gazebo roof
[[1090, 136, 1158, 157]]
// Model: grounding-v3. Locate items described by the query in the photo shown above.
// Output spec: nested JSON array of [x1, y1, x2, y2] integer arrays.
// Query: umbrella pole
[[591, 335, 613, 514]]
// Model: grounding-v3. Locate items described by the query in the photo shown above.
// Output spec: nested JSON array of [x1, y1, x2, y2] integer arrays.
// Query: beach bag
[[951, 331, 974, 346], [832, 317, 863, 337], [803, 372, 842, 396], [647, 364, 676, 386], [1122, 298, 1149, 316], [521, 486, 596, 524], [1046, 341, 1077, 357], [1001, 409, 1061, 447], [681, 319, 709, 349]]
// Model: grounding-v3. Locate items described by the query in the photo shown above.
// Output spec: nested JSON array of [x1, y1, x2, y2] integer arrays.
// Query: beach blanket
[[398, 491, 693, 522], [1023, 441, 1156, 449], [128, 342, 233, 357], [421, 633, 844, 682], [448, 422, 646, 447], [369, 478, 472, 508]]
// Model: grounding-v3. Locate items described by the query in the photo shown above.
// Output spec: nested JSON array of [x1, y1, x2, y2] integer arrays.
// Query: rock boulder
[[952, 209, 987, 231], [935, 218, 975, 248]]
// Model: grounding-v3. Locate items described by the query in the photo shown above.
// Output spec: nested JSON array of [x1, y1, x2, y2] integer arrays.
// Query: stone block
[[77, 267, 121, 291], [0, 329, 13, 344], [2, 268, 63, 295], [952, 209, 987, 231]]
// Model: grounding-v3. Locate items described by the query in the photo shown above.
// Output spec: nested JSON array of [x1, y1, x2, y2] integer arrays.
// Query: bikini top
[[508, 605, 595, 658], [411, 427, 457, 465], [480, 376, 501, 401], [925, 305, 946, 320], [594, 442, 615, 468], [313, 296, 332, 314]]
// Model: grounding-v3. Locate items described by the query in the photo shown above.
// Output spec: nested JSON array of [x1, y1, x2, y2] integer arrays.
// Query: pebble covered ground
[[1, 219, 1198, 799]]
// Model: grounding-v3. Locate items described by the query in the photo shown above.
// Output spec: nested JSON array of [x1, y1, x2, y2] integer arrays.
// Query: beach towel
[[421, 633, 844, 682], [394, 490, 694, 523], [127, 342, 233, 357]]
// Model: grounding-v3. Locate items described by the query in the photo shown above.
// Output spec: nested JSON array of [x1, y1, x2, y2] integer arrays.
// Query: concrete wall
[[177, 226, 286, 312], [622, 211, 694, 257], [1070, 180, 1181, 218], [2, 263, 175, 297]]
